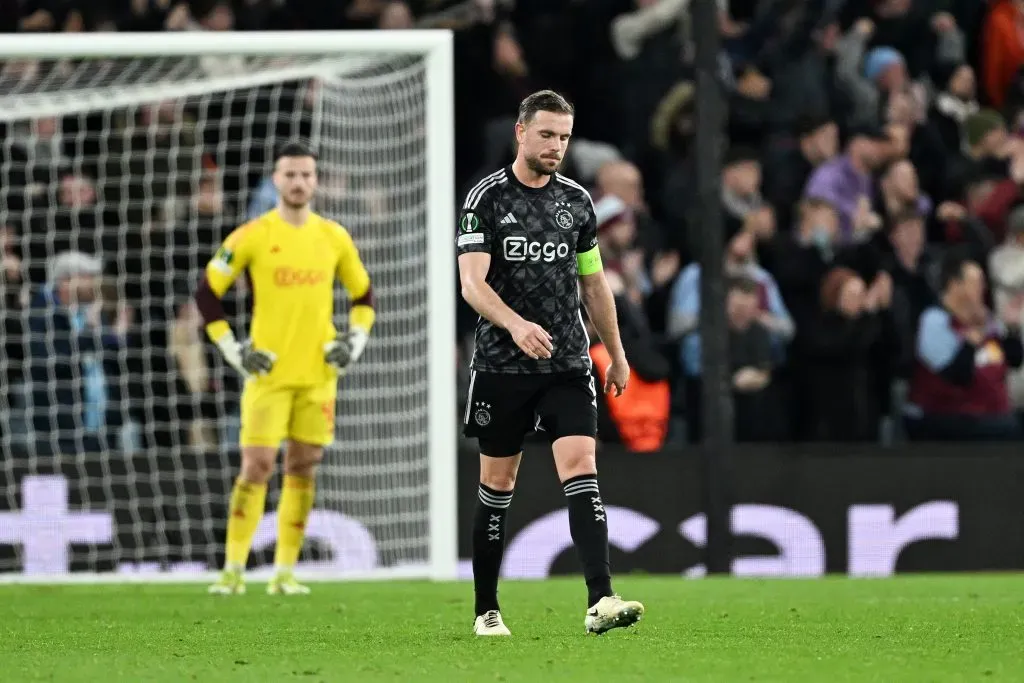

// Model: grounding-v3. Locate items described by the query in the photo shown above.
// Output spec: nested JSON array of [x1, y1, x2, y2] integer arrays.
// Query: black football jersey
[[455, 166, 599, 374]]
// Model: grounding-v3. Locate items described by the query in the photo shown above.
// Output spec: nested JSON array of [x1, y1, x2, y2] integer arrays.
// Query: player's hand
[[240, 340, 276, 375], [509, 318, 553, 360], [324, 328, 370, 375], [604, 357, 630, 397], [216, 334, 275, 378]]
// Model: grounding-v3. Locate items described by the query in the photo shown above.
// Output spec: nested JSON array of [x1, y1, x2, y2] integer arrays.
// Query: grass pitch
[[2, 575, 1022, 682]]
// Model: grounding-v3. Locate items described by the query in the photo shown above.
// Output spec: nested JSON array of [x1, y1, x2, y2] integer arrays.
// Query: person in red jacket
[[982, 0, 1024, 110]]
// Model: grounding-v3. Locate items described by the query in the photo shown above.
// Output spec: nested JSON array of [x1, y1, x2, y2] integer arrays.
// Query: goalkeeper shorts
[[461, 369, 598, 457], [239, 380, 338, 448]]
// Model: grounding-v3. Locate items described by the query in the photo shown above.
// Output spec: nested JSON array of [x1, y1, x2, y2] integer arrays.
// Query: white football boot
[[473, 610, 512, 636], [207, 568, 246, 595], [266, 569, 311, 595], [585, 595, 645, 634]]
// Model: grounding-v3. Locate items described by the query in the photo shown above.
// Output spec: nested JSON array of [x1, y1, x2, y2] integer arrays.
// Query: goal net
[[0, 32, 456, 580]]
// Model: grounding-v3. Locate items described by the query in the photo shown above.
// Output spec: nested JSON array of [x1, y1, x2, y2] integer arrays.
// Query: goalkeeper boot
[[208, 568, 246, 595], [266, 569, 311, 596], [584, 595, 645, 635], [473, 610, 511, 637]]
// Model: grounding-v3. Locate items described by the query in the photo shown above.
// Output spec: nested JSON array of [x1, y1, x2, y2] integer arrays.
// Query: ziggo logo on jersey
[[275, 268, 327, 287], [503, 236, 570, 263]]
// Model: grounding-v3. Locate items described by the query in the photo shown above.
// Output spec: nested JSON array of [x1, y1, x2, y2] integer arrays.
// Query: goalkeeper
[[196, 141, 375, 596]]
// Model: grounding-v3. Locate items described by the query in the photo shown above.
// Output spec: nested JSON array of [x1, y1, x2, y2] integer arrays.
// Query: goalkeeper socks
[[472, 483, 513, 616], [225, 478, 268, 570], [274, 475, 316, 570], [564, 474, 613, 608]]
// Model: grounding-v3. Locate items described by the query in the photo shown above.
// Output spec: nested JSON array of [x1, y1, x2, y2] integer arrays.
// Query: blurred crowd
[[5, 0, 1024, 458]]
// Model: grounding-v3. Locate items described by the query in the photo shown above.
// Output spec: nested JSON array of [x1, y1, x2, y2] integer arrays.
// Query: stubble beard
[[526, 154, 559, 176]]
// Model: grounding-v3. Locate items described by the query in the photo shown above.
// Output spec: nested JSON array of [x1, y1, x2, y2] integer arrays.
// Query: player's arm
[[577, 204, 628, 396], [194, 226, 276, 377], [456, 205, 552, 359], [325, 227, 375, 372]]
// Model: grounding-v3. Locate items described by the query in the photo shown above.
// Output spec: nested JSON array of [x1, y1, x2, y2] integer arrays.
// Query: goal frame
[[0, 30, 458, 583]]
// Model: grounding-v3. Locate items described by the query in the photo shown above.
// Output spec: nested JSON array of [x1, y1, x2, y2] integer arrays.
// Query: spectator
[[803, 125, 891, 241], [721, 147, 769, 235], [589, 270, 671, 453], [874, 159, 932, 225], [762, 115, 839, 232], [25, 251, 129, 454], [725, 276, 782, 442], [680, 276, 784, 443], [884, 86, 950, 202], [1, 225, 25, 438], [595, 160, 664, 254], [929, 62, 980, 153], [797, 267, 889, 442], [835, 20, 908, 128], [981, 0, 1024, 110], [670, 225, 795, 351], [988, 205, 1024, 417], [754, 0, 840, 133], [771, 197, 851, 332], [946, 109, 1012, 208], [905, 249, 1024, 440], [594, 194, 637, 276], [881, 209, 939, 377]]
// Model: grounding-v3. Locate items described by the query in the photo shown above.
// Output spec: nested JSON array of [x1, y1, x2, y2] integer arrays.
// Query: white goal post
[[0, 31, 457, 582]]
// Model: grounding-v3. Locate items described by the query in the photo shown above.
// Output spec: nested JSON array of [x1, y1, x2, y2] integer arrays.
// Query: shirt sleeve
[[455, 194, 494, 256], [575, 190, 603, 275], [205, 223, 258, 296], [335, 225, 371, 300], [917, 307, 963, 371], [576, 192, 599, 254], [335, 225, 374, 333]]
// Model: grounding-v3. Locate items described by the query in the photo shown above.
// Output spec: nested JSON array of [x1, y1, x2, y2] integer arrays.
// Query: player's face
[[516, 110, 573, 176], [273, 156, 318, 209]]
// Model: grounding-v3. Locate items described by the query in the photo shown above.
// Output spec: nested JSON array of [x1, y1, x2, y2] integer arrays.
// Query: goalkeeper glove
[[216, 333, 277, 378], [324, 328, 369, 375]]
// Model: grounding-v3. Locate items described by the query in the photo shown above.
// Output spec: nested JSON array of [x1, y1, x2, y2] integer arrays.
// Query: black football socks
[[472, 483, 513, 616], [564, 474, 613, 608]]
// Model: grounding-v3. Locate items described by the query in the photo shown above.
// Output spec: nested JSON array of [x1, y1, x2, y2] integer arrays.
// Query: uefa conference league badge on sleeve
[[457, 211, 484, 247], [212, 246, 234, 274]]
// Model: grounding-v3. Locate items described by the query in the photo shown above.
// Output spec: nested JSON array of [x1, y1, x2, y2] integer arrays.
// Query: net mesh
[[0, 52, 431, 576]]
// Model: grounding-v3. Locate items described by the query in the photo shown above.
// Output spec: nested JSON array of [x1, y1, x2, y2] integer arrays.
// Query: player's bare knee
[[552, 436, 597, 481], [284, 441, 323, 478], [240, 448, 277, 483], [480, 470, 517, 492], [479, 454, 520, 492]]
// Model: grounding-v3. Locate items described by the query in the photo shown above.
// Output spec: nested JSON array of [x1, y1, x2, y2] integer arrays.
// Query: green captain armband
[[576, 246, 603, 275]]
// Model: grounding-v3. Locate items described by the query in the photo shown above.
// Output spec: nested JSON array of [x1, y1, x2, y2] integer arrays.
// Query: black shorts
[[462, 369, 598, 457]]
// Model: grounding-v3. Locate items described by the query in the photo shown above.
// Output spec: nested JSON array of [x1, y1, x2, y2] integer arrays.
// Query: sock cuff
[[563, 474, 600, 497], [236, 478, 269, 493], [478, 483, 514, 509], [282, 475, 315, 490]]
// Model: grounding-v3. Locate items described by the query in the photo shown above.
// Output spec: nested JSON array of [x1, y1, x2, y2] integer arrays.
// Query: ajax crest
[[555, 209, 574, 230], [473, 402, 492, 426]]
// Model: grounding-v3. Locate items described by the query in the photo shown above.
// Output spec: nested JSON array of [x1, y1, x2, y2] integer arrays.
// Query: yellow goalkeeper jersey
[[205, 209, 372, 388]]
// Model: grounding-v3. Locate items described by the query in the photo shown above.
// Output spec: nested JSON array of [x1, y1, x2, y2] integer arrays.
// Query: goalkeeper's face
[[517, 111, 573, 176], [273, 155, 318, 209]]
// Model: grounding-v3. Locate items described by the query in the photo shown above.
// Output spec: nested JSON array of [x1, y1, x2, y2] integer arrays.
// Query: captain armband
[[576, 246, 603, 276]]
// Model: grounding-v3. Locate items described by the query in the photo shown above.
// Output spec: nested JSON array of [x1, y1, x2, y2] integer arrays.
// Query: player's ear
[[514, 121, 526, 144]]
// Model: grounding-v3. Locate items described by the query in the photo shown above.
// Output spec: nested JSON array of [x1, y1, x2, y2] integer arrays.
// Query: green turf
[[1, 575, 1022, 682]]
